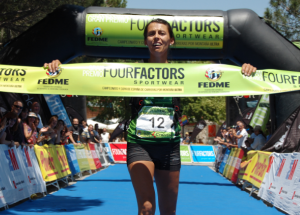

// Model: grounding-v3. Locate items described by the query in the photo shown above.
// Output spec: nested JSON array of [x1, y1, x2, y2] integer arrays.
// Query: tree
[[0, 0, 127, 46], [180, 97, 226, 124], [264, 0, 300, 40]]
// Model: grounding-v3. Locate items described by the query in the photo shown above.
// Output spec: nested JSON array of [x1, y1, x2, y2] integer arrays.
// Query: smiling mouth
[[153, 43, 162, 47]]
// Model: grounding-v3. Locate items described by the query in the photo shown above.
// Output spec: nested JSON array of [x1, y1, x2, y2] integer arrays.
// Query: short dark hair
[[48, 116, 58, 125], [143, 18, 175, 43]]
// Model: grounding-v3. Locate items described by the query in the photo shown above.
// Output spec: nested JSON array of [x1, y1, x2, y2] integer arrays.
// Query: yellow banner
[[54, 145, 72, 177], [84, 145, 96, 170], [239, 151, 272, 187], [34, 145, 59, 182], [34, 145, 71, 182]]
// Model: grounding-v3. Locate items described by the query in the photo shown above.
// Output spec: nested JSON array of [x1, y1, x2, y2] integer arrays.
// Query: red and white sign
[[110, 143, 127, 162], [89, 143, 102, 169]]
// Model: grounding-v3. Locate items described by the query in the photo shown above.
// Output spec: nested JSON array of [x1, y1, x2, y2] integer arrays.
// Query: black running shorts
[[127, 141, 181, 171]]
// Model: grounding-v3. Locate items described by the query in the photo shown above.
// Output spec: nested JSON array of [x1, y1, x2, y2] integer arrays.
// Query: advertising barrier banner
[[238, 151, 257, 180], [110, 143, 127, 162], [226, 148, 238, 179], [64, 144, 81, 175], [241, 151, 271, 188], [223, 149, 234, 177], [84, 144, 97, 170], [54, 145, 71, 178], [180, 145, 192, 163], [231, 149, 244, 183], [214, 145, 226, 171], [74, 145, 91, 172], [190, 145, 216, 163], [219, 149, 230, 174], [88, 143, 102, 169], [85, 14, 224, 49], [95, 143, 108, 166], [0, 145, 30, 204], [104, 143, 114, 163], [18, 146, 46, 195], [34, 145, 59, 182], [1, 64, 300, 97], [258, 153, 300, 215]]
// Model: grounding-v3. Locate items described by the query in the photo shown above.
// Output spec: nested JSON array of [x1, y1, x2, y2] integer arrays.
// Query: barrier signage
[[85, 14, 224, 49], [219, 149, 230, 174], [88, 143, 102, 169], [258, 153, 300, 215], [103, 143, 114, 163], [74, 145, 91, 172], [180, 145, 192, 162], [110, 143, 127, 162], [64, 144, 81, 174], [190, 145, 215, 162]]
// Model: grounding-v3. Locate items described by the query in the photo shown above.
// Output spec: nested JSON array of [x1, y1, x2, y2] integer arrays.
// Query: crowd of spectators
[[0, 100, 126, 148], [214, 121, 270, 152]]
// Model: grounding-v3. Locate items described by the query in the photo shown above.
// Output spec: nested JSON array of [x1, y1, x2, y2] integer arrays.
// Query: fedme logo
[[4, 149, 19, 171]]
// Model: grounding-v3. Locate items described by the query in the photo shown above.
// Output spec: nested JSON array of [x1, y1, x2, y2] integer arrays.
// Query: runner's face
[[144, 23, 174, 57]]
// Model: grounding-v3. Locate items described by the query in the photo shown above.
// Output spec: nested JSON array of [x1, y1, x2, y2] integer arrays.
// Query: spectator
[[180, 133, 183, 143], [0, 112, 19, 147], [101, 128, 110, 143], [69, 118, 82, 145], [232, 121, 248, 149], [12, 102, 27, 147], [31, 102, 43, 129], [266, 123, 272, 141], [248, 125, 266, 150], [23, 112, 38, 146], [35, 117, 40, 133], [81, 119, 88, 132], [94, 124, 99, 136], [245, 125, 255, 147], [43, 116, 63, 145], [183, 132, 190, 144], [87, 124, 100, 144], [121, 137, 127, 143], [60, 125, 71, 145]]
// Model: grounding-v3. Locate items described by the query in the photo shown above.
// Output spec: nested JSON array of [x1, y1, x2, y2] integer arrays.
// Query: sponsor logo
[[193, 151, 215, 157], [286, 159, 298, 180], [4, 149, 19, 171], [251, 156, 268, 177], [279, 187, 283, 194], [205, 69, 223, 82], [275, 158, 286, 177], [180, 151, 190, 156], [111, 148, 127, 155], [269, 183, 272, 189], [92, 27, 103, 37], [46, 67, 62, 78], [0, 68, 26, 76], [266, 156, 274, 173]]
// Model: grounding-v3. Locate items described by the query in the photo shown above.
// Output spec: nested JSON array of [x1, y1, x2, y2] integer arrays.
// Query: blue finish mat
[[2, 164, 284, 215]]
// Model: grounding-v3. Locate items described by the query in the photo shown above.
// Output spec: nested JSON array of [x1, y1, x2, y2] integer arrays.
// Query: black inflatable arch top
[[0, 5, 300, 128]]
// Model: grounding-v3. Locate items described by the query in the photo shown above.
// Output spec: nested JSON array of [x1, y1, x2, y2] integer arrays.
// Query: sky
[[126, 0, 270, 17]]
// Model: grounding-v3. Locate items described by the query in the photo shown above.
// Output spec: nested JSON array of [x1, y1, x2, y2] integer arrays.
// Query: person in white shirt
[[101, 128, 110, 143], [232, 122, 248, 148], [248, 125, 266, 150], [31, 102, 43, 129]]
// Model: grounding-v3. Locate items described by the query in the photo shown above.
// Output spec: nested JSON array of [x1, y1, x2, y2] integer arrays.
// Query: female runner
[[44, 18, 257, 215]]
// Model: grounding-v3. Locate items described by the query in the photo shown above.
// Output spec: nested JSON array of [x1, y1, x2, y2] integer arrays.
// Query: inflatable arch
[[0, 5, 300, 128]]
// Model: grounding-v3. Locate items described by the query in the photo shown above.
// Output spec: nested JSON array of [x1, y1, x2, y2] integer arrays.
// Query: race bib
[[136, 106, 175, 138]]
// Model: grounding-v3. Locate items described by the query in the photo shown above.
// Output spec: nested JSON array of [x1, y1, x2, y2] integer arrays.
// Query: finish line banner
[[0, 63, 300, 96]]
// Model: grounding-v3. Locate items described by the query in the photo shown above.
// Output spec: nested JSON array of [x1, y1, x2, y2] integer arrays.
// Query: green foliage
[[0, 0, 127, 46], [87, 96, 131, 122], [264, 0, 300, 40], [180, 97, 226, 124]]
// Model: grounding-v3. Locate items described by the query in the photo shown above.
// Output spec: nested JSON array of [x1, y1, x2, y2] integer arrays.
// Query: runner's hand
[[44, 60, 62, 72], [241, 63, 257, 76]]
